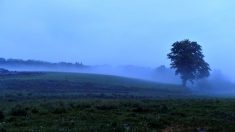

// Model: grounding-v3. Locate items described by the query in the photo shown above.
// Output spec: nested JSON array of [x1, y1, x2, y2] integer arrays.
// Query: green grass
[[0, 72, 234, 131], [0, 72, 189, 99], [0, 72, 180, 89], [0, 99, 235, 132]]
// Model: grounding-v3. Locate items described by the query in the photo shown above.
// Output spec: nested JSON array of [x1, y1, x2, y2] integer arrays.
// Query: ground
[[0, 72, 234, 132]]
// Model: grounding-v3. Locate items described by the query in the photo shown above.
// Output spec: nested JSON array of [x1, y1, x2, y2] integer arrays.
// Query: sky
[[0, 0, 235, 80]]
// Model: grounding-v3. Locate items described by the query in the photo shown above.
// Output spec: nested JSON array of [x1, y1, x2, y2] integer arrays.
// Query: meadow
[[0, 72, 234, 132]]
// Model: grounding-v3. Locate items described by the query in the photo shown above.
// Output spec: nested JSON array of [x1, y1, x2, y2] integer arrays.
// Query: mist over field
[[1, 0, 235, 79], [1, 1, 235, 131], [0, 58, 234, 96], [0, 0, 235, 96]]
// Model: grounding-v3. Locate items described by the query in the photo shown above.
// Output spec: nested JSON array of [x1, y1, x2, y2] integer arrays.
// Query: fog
[[85, 66, 235, 96], [190, 71, 235, 96], [0, 0, 235, 95], [0, 61, 180, 84], [0, 57, 234, 96]]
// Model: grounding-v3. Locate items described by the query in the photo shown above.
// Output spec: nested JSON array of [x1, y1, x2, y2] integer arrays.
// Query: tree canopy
[[167, 39, 210, 86]]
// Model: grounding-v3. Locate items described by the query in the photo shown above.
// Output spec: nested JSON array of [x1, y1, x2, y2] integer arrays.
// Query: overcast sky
[[0, 0, 235, 80]]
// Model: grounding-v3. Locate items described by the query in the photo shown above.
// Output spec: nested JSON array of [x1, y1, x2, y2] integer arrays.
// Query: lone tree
[[167, 39, 210, 86]]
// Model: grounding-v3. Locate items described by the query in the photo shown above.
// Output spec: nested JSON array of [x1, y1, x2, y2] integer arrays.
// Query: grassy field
[[0, 72, 189, 99], [0, 72, 234, 132]]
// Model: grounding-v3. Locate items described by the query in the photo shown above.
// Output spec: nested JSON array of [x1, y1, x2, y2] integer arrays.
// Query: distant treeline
[[0, 57, 87, 70]]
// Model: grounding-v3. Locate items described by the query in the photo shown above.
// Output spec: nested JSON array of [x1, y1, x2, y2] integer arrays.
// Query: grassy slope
[[0, 72, 179, 89], [0, 72, 234, 131], [0, 72, 189, 99]]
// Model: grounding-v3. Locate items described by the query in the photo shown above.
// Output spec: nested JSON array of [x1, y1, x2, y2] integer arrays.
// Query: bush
[[158, 104, 169, 113], [0, 127, 6, 132], [10, 105, 28, 116], [51, 103, 69, 114], [95, 104, 118, 110], [132, 106, 151, 113], [31, 107, 39, 114], [52, 107, 67, 114], [0, 110, 5, 120]]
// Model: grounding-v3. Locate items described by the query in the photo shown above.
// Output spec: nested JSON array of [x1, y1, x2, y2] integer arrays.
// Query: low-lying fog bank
[[190, 71, 235, 96], [1, 62, 234, 96], [0, 64, 181, 84]]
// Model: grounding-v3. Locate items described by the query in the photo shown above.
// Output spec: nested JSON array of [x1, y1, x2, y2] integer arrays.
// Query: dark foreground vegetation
[[0, 99, 235, 132], [0, 72, 234, 131]]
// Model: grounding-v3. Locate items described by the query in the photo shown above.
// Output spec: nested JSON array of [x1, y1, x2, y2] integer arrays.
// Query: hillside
[[0, 72, 234, 131], [0, 72, 189, 99]]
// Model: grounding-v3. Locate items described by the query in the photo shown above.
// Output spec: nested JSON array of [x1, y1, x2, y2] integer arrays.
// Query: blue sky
[[0, 0, 235, 79]]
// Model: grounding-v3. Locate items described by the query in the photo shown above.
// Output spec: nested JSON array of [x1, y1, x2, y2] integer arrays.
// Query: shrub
[[10, 105, 28, 116], [31, 107, 39, 114], [158, 104, 169, 113], [0, 127, 6, 132], [51, 103, 69, 114], [132, 106, 151, 113], [95, 104, 118, 110], [52, 107, 67, 114], [0, 110, 5, 120]]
